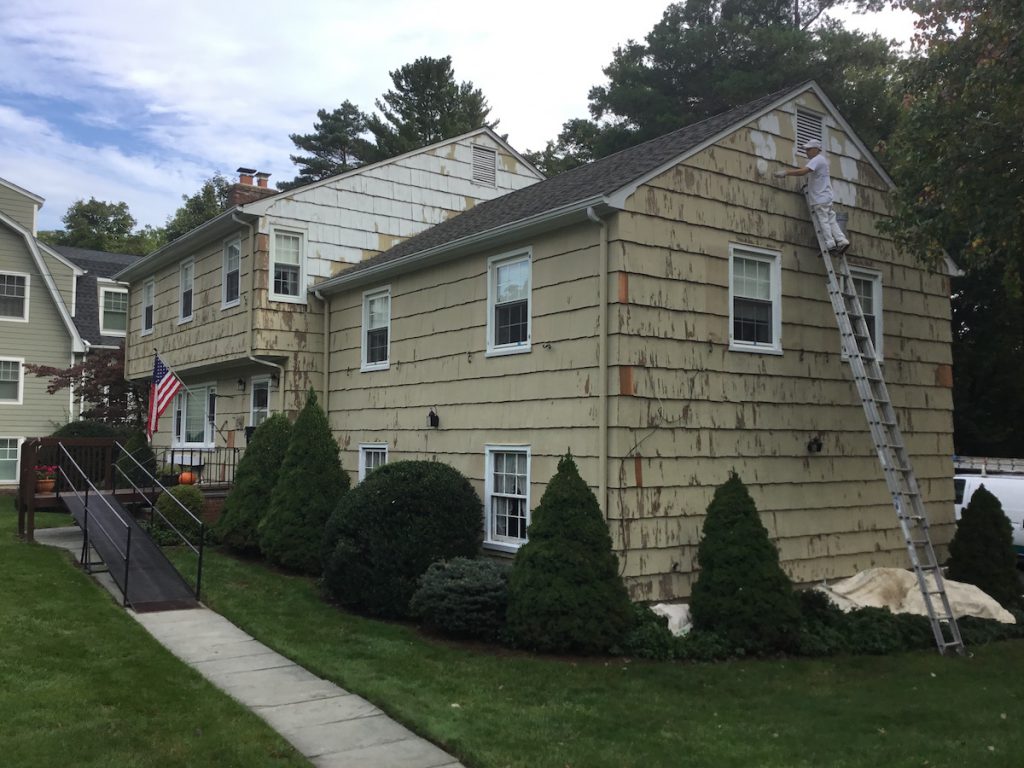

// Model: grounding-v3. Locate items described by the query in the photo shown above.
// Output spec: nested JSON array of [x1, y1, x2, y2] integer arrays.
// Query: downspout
[[586, 206, 609, 517], [313, 289, 330, 414], [234, 213, 285, 409]]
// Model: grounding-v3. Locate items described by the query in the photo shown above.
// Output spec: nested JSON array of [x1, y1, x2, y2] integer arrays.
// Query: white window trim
[[98, 284, 128, 337], [0, 357, 24, 405], [358, 443, 389, 481], [178, 258, 195, 324], [795, 107, 826, 158], [728, 243, 783, 355], [361, 286, 391, 372], [269, 226, 307, 304], [0, 436, 24, 484], [141, 277, 155, 336], [172, 382, 216, 448], [222, 236, 242, 309], [847, 266, 884, 361], [485, 249, 532, 358], [0, 271, 30, 323], [249, 376, 271, 427], [483, 444, 531, 553]]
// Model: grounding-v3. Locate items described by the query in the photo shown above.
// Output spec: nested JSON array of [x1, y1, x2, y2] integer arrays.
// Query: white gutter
[[586, 206, 610, 518]]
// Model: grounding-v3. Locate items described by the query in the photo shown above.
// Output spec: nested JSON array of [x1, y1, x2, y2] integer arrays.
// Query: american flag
[[147, 354, 183, 441]]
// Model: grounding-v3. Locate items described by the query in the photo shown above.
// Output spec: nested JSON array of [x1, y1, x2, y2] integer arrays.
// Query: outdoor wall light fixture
[[270, 373, 280, 388], [428, 408, 440, 428], [807, 435, 824, 453], [236, 378, 246, 392]]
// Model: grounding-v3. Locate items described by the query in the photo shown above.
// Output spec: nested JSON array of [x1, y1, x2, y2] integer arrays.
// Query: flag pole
[[152, 348, 197, 397]]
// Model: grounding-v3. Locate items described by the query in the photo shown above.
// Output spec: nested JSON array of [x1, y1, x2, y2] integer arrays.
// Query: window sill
[[0, 316, 29, 323], [222, 300, 240, 310], [101, 330, 127, 338], [360, 362, 390, 373], [177, 317, 193, 326], [485, 344, 532, 358], [270, 293, 307, 305], [728, 342, 783, 356], [483, 540, 525, 555], [140, 329, 153, 337]]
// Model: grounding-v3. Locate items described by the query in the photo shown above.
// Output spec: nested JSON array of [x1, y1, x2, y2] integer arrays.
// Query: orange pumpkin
[[178, 471, 197, 485]]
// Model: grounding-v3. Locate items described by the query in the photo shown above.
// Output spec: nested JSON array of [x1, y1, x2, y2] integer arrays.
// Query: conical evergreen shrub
[[506, 453, 633, 654], [259, 389, 348, 573], [690, 473, 801, 655], [215, 414, 292, 556], [947, 485, 1022, 608]]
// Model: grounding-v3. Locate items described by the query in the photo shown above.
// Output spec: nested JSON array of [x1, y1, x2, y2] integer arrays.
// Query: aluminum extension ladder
[[806, 190, 965, 656]]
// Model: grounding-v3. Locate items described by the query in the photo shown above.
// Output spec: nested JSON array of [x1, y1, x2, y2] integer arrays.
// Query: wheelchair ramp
[[62, 492, 199, 612]]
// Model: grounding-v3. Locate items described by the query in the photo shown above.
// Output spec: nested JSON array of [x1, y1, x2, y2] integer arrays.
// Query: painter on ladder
[[773, 138, 851, 256]]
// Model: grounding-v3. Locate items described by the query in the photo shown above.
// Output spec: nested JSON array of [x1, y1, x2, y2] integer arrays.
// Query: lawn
[[0, 498, 310, 768], [174, 541, 1024, 768]]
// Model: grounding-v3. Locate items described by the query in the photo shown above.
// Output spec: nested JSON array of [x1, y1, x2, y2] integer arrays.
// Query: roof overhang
[[0, 175, 44, 205], [115, 208, 258, 281], [316, 196, 613, 295]]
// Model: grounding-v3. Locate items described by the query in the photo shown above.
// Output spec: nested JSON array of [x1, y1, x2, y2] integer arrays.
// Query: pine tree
[[216, 414, 292, 555], [506, 453, 633, 654], [947, 485, 1022, 609], [278, 101, 371, 190], [259, 389, 349, 573]]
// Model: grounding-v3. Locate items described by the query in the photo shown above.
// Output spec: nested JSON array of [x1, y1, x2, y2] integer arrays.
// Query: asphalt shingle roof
[[53, 245, 142, 346], [343, 86, 797, 277]]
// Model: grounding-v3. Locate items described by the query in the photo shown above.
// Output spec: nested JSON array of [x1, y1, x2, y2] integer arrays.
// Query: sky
[[0, 1, 919, 231]]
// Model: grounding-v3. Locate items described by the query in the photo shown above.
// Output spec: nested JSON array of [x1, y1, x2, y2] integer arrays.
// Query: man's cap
[[803, 138, 823, 150]]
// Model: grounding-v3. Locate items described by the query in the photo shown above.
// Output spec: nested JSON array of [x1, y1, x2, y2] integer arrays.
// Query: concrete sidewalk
[[36, 526, 464, 768]]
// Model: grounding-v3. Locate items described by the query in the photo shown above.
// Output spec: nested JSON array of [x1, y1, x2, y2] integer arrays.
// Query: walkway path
[[37, 526, 465, 768]]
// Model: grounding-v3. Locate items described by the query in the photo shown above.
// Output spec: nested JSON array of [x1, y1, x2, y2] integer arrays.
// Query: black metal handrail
[[57, 443, 133, 607], [113, 441, 205, 600]]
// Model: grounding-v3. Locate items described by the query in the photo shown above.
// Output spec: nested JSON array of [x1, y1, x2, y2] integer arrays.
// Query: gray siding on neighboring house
[[0, 185, 37, 232]]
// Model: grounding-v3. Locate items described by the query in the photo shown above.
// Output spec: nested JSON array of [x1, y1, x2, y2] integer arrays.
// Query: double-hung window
[[484, 446, 530, 550], [179, 258, 194, 323], [142, 278, 155, 335], [271, 230, 304, 301], [729, 245, 782, 354], [173, 385, 216, 446], [0, 358, 23, 404], [358, 444, 388, 481], [849, 268, 883, 359], [361, 287, 391, 371], [0, 272, 28, 321], [0, 437, 19, 482], [223, 238, 241, 307], [250, 378, 270, 427], [487, 250, 531, 356], [100, 286, 128, 335]]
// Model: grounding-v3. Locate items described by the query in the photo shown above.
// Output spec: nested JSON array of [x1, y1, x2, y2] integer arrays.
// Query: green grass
[[178, 541, 1024, 768], [0, 497, 309, 768]]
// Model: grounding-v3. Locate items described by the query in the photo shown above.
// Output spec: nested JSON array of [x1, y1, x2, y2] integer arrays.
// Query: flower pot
[[36, 478, 56, 493], [178, 471, 197, 485]]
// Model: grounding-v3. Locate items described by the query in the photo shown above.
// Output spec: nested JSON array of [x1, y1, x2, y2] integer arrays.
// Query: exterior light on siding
[[236, 378, 246, 392], [807, 435, 824, 453], [270, 373, 279, 389], [428, 408, 440, 428]]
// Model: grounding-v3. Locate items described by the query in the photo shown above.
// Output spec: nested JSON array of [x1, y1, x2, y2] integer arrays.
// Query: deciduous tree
[[164, 174, 231, 242], [38, 198, 160, 255]]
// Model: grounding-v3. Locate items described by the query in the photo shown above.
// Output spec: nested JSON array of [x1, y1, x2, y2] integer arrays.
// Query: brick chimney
[[227, 167, 277, 207]]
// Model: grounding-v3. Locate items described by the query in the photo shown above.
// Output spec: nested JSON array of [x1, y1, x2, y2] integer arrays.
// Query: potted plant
[[35, 465, 58, 493]]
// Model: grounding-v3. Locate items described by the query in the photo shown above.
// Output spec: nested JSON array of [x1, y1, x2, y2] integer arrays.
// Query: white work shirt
[[805, 153, 834, 205]]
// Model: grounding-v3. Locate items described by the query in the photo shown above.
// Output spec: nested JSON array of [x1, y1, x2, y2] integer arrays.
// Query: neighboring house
[[313, 81, 957, 602], [117, 128, 543, 457], [0, 177, 139, 486]]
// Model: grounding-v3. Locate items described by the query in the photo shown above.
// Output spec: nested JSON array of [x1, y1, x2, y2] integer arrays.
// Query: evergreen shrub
[[690, 473, 801, 655], [322, 460, 483, 617], [506, 453, 633, 655], [114, 429, 157, 490], [216, 414, 292, 556], [946, 485, 1022, 609], [149, 484, 204, 546], [52, 421, 128, 439], [409, 557, 509, 641], [621, 604, 677, 661], [259, 390, 348, 574]]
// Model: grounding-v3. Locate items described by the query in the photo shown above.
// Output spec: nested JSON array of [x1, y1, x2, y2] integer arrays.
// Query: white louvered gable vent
[[796, 109, 824, 156], [472, 145, 497, 187]]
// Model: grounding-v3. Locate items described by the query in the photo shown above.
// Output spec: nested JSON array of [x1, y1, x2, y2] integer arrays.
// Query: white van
[[954, 474, 1024, 561]]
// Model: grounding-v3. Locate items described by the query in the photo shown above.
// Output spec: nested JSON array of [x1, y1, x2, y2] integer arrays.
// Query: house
[[313, 81, 956, 602], [116, 128, 543, 459], [0, 177, 139, 486]]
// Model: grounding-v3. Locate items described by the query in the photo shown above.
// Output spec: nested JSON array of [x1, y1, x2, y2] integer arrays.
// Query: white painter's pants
[[810, 203, 850, 250]]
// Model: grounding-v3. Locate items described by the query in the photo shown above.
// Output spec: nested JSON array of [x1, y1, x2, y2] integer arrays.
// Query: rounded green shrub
[[259, 390, 349, 574], [150, 484, 205, 546], [409, 557, 510, 641], [52, 420, 130, 439], [690, 473, 801, 655], [216, 414, 292, 556], [946, 484, 1022, 609], [115, 429, 157, 490], [322, 460, 483, 618], [621, 604, 677, 661], [506, 453, 633, 655]]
